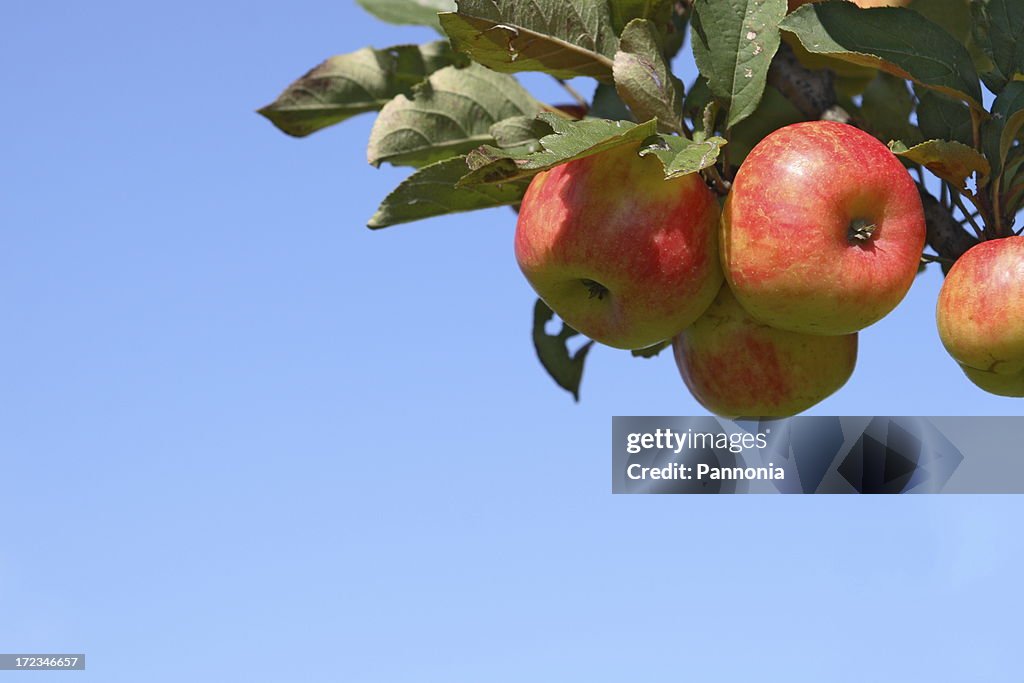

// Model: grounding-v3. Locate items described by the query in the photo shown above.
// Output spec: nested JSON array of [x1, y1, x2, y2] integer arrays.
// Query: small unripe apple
[[673, 286, 858, 417], [937, 237, 1024, 397], [515, 143, 722, 350], [721, 121, 925, 335]]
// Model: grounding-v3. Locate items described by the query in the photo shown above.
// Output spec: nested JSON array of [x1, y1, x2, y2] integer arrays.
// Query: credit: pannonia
[[697, 464, 785, 480]]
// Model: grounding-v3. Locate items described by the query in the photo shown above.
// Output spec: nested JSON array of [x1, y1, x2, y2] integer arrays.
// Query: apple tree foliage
[[261, 0, 1024, 401]]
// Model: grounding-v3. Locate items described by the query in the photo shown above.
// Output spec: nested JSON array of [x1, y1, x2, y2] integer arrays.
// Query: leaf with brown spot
[[691, 0, 787, 128], [613, 19, 685, 134]]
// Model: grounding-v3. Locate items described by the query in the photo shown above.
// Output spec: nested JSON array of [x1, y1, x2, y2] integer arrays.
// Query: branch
[[919, 187, 978, 264], [766, 42, 850, 123]]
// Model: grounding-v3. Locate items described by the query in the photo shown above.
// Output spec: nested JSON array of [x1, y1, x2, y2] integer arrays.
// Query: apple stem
[[581, 279, 609, 301], [848, 219, 877, 244]]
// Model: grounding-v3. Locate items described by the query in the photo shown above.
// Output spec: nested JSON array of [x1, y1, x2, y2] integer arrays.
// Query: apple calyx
[[581, 279, 609, 300], [847, 218, 877, 245]]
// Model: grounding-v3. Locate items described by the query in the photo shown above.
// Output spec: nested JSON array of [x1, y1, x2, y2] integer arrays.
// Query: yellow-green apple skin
[[515, 144, 723, 350], [721, 121, 925, 335], [937, 237, 1024, 397], [672, 286, 858, 417]]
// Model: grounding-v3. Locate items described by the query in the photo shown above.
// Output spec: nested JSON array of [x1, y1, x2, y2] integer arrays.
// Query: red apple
[[936, 237, 1024, 397], [673, 286, 858, 417], [721, 121, 925, 335], [515, 143, 722, 350]]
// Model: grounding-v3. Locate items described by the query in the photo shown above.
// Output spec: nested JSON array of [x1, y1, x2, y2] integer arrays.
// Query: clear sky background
[[2, 2, 1022, 681]]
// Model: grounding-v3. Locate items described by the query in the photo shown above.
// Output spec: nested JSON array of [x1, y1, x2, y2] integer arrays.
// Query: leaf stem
[[970, 108, 983, 153], [703, 164, 731, 197]]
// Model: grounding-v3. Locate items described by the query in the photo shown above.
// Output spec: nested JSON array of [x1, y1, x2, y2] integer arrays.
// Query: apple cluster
[[515, 120, 931, 417]]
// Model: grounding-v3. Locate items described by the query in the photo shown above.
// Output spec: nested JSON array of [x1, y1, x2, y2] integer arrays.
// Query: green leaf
[[637, 134, 727, 179], [780, 3, 984, 110], [908, 0, 972, 44], [613, 19, 685, 134], [610, 0, 674, 34], [367, 63, 543, 168], [631, 340, 670, 358], [1003, 145, 1024, 188], [860, 72, 922, 145], [970, 0, 1024, 93], [488, 116, 553, 150], [915, 89, 973, 146], [983, 81, 1024, 178], [355, 0, 455, 30], [890, 139, 991, 192], [532, 299, 595, 402], [690, 0, 786, 128], [439, 0, 618, 82], [457, 114, 659, 186], [367, 156, 529, 229], [590, 83, 635, 121], [258, 42, 461, 138]]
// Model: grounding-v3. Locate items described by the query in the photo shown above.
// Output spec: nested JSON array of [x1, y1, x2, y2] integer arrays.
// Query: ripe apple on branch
[[260, 0, 1024, 416]]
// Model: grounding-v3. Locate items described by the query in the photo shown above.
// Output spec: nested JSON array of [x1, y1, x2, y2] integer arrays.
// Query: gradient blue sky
[[2, 2, 1022, 681]]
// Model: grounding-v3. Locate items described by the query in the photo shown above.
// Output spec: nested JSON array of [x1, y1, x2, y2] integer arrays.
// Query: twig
[[947, 185, 986, 240], [703, 165, 731, 197], [554, 78, 588, 109]]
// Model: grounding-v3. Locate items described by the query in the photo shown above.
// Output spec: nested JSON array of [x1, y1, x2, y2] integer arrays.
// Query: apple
[[672, 286, 857, 417], [515, 143, 723, 350], [721, 120, 925, 336], [936, 236, 1024, 397]]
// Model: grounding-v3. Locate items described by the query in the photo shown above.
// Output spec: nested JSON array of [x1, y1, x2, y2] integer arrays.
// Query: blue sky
[[2, 2, 1022, 681]]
